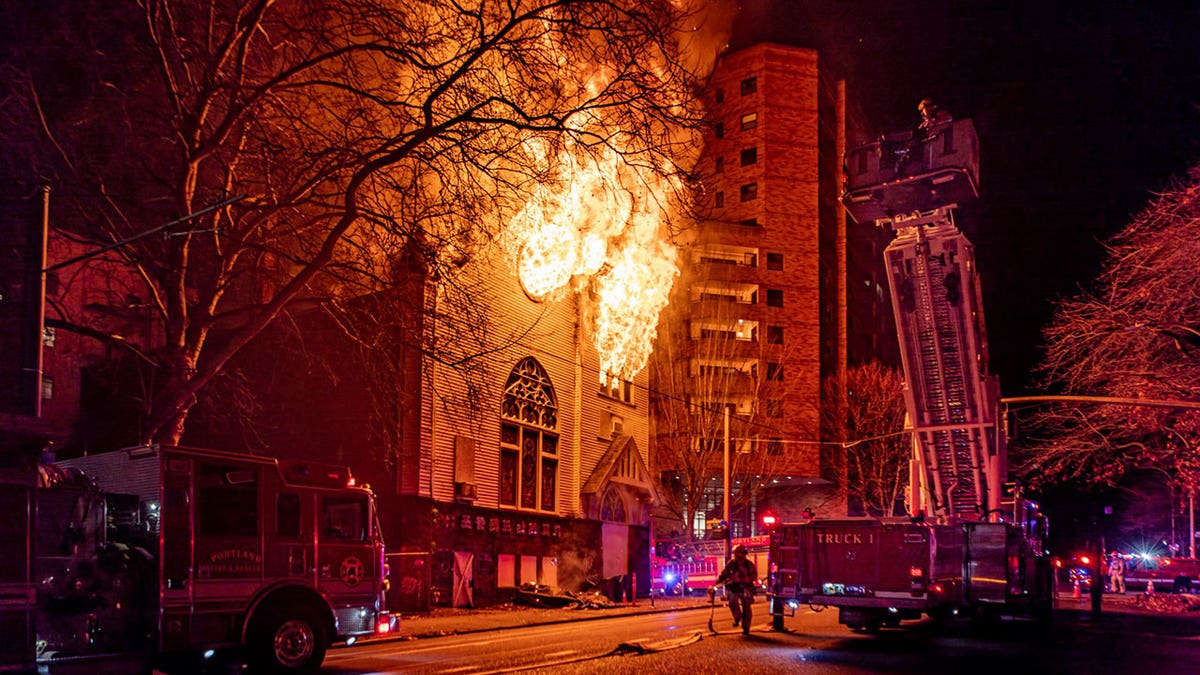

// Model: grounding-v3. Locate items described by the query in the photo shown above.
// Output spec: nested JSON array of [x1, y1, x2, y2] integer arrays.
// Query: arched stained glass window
[[500, 358, 558, 511], [600, 486, 627, 523]]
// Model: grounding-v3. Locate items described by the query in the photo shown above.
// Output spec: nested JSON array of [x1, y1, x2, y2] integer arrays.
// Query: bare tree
[[1016, 164, 1200, 494], [821, 361, 909, 517], [1, 0, 707, 444]]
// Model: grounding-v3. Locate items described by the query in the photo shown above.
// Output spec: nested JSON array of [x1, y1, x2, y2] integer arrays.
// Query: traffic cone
[[1072, 580, 1081, 599]]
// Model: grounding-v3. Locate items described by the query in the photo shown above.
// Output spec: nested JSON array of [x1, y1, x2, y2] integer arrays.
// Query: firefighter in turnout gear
[[714, 545, 758, 634]]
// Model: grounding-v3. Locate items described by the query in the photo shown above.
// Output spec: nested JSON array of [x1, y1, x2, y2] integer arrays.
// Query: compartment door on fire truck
[[453, 551, 474, 608], [268, 485, 312, 579], [0, 471, 33, 670]]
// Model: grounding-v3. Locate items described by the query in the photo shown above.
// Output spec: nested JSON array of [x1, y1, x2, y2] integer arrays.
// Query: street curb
[[353, 602, 714, 646]]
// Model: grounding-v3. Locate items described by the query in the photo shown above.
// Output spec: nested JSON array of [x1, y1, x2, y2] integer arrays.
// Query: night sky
[[731, 0, 1200, 395]]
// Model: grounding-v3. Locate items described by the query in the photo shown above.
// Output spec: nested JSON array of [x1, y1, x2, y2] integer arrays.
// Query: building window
[[714, 156, 724, 173], [767, 325, 784, 344], [740, 112, 757, 131], [715, 87, 725, 104], [766, 289, 783, 307], [600, 374, 633, 404], [766, 362, 783, 381], [740, 183, 758, 202], [714, 192, 725, 208], [740, 147, 757, 166], [43, 326, 56, 348], [766, 252, 783, 270], [600, 486, 627, 522], [767, 438, 783, 455], [740, 76, 757, 96], [714, 121, 724, 138], [739, 218, 758, 227], [766, 400, 783, 418], [500, 357, 558, 511], [41, 376, 53, 400]]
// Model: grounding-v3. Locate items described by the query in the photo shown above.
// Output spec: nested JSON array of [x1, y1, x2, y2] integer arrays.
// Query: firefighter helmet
[[733, 544, 748, 555]]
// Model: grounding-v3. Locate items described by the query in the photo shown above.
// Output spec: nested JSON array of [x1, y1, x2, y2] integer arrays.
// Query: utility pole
[[1191, 489, 1196, 559], [723, 406, 731, 563]]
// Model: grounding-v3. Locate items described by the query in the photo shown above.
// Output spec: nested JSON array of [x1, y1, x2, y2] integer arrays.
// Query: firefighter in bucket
[[713, 544, 758, 635]]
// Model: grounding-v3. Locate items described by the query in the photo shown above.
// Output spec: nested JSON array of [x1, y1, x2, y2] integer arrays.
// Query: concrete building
[[650, 43, 895, 541]]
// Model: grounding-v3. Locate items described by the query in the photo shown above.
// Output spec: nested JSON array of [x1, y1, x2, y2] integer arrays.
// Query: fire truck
[[652, 535, 768, 596], [768, 114, 1053, 632], [16, 444, 394, 673]]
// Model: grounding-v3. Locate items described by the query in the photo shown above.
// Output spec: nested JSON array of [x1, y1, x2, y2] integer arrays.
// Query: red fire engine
[[652, 535, 768, 596], [20, 444, 394, 673], [768, 114, 1053, 632]]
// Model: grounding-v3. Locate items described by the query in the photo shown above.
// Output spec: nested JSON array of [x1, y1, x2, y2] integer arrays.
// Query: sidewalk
[[389, 596, 714, 640], [381, 590, 1200, 643]]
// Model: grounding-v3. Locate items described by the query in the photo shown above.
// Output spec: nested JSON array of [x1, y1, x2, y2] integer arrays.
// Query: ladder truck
[[768, 114, 1052, 632]]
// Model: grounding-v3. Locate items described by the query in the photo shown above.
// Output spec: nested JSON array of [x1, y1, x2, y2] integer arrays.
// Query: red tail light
[[910, 566, 927, 596], [376, 613, 395, 634]]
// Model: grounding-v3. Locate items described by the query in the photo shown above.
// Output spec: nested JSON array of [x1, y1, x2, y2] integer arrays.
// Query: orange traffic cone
[[1072, 580, 1081, 599]]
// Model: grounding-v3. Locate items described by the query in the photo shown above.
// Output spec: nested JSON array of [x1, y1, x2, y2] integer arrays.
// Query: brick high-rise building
[[651, 43, 895, 541]]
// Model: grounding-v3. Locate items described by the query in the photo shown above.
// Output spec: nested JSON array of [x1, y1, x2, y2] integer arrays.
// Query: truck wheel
[[247, 603, 328, 674]]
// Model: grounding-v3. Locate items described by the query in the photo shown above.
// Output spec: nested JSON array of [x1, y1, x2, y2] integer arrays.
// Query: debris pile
[[511, 583, 617, 610], [1129, 593, 1200, 613]]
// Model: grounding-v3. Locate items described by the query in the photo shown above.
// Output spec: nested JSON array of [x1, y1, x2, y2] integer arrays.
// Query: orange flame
[[504, 132, 682, 381], [501, 0, 734, 381]]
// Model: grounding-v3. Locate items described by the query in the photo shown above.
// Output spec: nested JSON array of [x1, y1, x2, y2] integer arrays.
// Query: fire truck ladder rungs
[[902, 223, 983, 518]]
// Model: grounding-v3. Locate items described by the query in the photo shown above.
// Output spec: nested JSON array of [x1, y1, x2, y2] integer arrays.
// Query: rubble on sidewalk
[[1130, 593, 1200, 614], [510, 582, 616, 609]]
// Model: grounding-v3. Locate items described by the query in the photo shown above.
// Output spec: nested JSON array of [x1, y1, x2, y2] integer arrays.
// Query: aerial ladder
[[768, 110, 1051, 632], [842, 114, 1002, 523]]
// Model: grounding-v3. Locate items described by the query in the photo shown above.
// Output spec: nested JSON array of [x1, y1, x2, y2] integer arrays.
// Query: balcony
[[692, 218, 764, 245], [690, 298, 761, 323], [691, 371, 758, 397], [688, 335, 762, 360], [690, 259, 762, 284]]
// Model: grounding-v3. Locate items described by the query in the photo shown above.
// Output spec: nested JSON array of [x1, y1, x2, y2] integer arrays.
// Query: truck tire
[[247, 602, 329, 674]]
